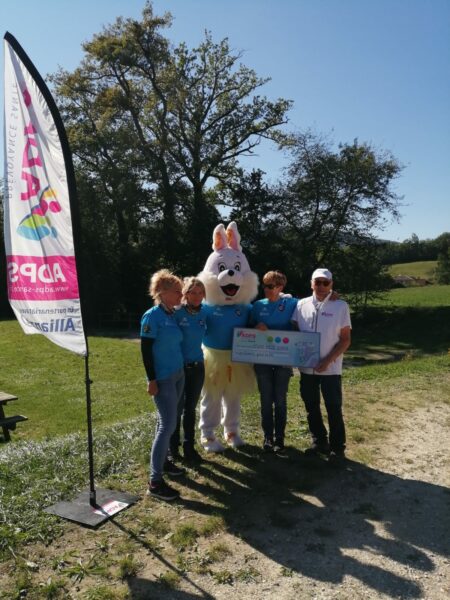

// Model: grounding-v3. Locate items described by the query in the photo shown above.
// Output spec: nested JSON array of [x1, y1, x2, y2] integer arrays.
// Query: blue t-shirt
[[251, 296, 298, 331], [140, 306, 184, 379], [203, 303, 252, 350], [174, 305, 207, 363]]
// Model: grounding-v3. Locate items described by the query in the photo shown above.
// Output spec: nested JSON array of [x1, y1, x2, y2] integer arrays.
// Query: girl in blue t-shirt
[[171, 277, 207, 462], [141, 269, 185, 501], [251, 270, 297, 454]]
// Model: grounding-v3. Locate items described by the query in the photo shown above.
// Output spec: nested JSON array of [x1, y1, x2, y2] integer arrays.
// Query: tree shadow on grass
[[110, 517, 215, 600], [174, 444, 449, 598], [112, 443, 449, 599], [351, 306, 450, 356]]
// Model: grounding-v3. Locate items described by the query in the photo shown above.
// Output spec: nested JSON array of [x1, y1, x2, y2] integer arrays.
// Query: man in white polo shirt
[[291, 268, 351, 464]]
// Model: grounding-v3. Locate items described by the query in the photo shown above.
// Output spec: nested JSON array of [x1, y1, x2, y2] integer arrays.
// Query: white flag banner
[[3, 33, 87, 355]]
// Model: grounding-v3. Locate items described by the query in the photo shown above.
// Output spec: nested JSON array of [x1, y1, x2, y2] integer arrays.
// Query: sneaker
[[148, 479, 179, 501], [163, 459, 185, 477], [183, 446, 203, 463], [274, 441, 287, 456], [201, 437, 225, 453], [328, 450, 346, 467], [168, 448, 182, 462], [304, 442, 330, 457], [226, 432, 245, 448], [263, 438, 274, 452]]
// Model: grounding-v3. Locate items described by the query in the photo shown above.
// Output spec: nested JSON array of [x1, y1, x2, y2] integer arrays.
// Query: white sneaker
[[201, 437, 225, 453], [226, 432, 245, 448]]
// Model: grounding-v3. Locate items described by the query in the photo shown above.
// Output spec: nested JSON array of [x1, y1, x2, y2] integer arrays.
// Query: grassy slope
[[343, 285, 450, 361], [375, 284, 450, 307], [388, 260, 437, 280]]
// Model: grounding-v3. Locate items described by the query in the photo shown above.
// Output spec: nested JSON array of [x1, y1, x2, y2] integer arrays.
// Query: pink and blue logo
[[17, 186, 61, 240], [17, 87, 62, 241]]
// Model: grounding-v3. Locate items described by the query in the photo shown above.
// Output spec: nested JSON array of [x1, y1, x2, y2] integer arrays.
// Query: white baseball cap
[[311, 268, 332, 281]]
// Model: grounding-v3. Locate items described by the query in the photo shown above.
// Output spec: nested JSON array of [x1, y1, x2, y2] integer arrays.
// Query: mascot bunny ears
[[213, 222, 242, 252]]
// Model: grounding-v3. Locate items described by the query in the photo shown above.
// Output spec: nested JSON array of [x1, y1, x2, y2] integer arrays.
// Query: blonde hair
[[182, 276, 206, 301], [263, 270, 287, 288], [149, 269, 182, 304]]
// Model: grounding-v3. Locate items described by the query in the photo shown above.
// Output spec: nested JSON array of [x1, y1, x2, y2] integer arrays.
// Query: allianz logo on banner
[[23, 317, 76, 333]]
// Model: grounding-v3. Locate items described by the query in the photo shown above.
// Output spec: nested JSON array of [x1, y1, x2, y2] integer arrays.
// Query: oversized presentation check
[[231, 328, 321, 367]]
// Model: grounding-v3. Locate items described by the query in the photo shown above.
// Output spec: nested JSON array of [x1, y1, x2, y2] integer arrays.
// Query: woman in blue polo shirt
[[251, 270, 298, 454], [141, 269, 185, 501], [171, 277, 207, 462]]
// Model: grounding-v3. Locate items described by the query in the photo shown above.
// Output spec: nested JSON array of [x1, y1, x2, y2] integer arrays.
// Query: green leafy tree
[[229, 131, 403, 300], [281, 132, 402, 268], [435, 247, 450, 284], [50, 1, 292, 305], [333, 243, 393, 314]]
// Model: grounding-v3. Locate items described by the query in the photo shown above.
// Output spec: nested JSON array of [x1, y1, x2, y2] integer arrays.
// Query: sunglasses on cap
[[314, 279, 331, 286]]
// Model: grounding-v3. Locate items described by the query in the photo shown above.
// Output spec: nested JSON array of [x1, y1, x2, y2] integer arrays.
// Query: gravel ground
[[133, 402, 450, 600]]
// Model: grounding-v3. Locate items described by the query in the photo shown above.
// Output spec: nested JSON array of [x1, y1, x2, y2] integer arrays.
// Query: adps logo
[[18, 87, 62, 241], [17, 186, 62, 241]]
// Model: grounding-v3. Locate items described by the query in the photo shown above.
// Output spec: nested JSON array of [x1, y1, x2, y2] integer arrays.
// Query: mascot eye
[[234, 262, 241, 272], [218, 263, 227, 272]]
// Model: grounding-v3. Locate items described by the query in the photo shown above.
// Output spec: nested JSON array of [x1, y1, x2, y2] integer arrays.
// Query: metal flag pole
[[85, 353, 96, 507], [4, 31, 138, 526]]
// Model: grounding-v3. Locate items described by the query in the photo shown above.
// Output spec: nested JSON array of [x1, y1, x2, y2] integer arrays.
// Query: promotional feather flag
[[3, 32, 87, 355], [2, 34, 138, 525]]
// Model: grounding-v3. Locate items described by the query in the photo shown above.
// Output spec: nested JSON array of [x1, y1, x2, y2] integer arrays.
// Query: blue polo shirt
[[174, 305, 207, 363], [251, 296, 298, 330], [203, 303, 252, 350], [140, 306, 184, 379]]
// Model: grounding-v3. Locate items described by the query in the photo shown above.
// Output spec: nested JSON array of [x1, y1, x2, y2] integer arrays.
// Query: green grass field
[[1, 284, 449, 597], [0, 284, 449, 442], [388, 260, 437, 280], [0, 321, 147, 440], [375, 284, 450, 307]]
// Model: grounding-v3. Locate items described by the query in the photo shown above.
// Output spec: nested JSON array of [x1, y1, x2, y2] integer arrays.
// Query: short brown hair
[[149, 269, 182, 304], [262, 270, 287, 288]]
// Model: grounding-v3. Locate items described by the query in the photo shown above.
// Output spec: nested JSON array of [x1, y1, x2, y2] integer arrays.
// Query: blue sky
[[2, 0, 449, 242]]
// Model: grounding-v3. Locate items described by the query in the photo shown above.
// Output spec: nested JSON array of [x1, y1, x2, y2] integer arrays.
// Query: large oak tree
[[51, 2, 292, 308]]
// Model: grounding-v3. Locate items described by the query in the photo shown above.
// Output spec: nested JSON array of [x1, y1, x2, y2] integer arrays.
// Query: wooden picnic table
[[0, 391, 28, 442]]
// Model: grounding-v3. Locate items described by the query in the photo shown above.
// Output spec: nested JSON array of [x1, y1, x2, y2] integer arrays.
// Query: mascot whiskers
[[198, 222, 258, 452]]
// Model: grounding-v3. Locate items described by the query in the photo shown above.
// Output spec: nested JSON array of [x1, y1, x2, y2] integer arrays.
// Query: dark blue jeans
[[170, 362, 205, 452], [299, 373, 346, 452], [254, 364, 292, 443]]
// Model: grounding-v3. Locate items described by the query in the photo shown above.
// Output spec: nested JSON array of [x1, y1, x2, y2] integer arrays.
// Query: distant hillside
[[388, 261, 437, 281]]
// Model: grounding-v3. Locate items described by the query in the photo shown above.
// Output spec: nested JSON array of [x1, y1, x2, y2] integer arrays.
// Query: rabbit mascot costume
[[198, 222, 258, 452]]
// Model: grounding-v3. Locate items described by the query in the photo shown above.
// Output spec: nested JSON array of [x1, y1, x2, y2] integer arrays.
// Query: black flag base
[[45, 488, 139, 528]]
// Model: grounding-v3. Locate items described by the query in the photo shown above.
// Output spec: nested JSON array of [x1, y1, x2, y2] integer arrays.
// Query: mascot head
[[198, 222, 259, 305]]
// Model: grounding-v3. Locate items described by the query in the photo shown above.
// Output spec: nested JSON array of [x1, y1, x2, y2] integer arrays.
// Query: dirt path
[[137, 402, 449, 600], [2, 403, 449, 599]]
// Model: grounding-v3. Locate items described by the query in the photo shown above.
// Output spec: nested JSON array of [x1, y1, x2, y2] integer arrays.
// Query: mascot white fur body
[[198, 222, 258, 452]]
